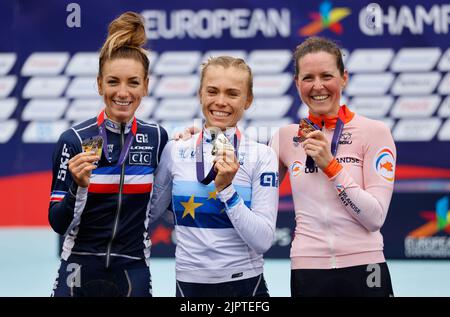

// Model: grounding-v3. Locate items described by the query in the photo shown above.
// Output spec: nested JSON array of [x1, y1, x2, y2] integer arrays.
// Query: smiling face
[[199, 65, 252, 130], [295, 51, 348, 116], [97, 58, 149, 123]]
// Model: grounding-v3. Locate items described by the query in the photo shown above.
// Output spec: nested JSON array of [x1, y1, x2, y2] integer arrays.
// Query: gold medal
[[297, 118, 319, 143], [81, 135, 103, 157]]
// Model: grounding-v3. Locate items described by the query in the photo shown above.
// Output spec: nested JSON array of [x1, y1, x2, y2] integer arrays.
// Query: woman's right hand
[[68, 152, 100, 188]]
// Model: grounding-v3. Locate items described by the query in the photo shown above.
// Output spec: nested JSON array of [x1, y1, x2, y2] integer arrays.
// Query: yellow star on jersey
[[181, 195, 203, 219], [207, 190, 217, 200]]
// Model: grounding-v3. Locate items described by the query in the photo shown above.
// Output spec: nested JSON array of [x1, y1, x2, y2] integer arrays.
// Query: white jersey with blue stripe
[[150, 128, 279, 283]]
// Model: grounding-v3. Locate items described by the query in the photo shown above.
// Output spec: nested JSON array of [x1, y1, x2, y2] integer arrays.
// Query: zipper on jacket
[[105, 123, 126, 268]]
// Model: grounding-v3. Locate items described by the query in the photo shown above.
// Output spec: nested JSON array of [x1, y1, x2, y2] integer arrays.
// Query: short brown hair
[[98, 11, 149, 79], [293, 37, 345, 78], [199, 56, 253, 99]]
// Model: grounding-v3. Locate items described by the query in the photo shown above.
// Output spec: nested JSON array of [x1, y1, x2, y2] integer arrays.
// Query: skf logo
[[298, 1, 351, 36], [290, 160, 303, 177], [57, 143, 70, 181], [129, 152, 151, 165], [136, 133, 148, 143], [260, 172, 279, 187], [408, 196, 450, 237], [374, 147, 395, 183]]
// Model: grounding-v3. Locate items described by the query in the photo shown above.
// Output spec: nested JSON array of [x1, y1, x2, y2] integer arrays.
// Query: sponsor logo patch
[[374, 147, 395, 182], [290, 160, 303, 177], [260, 172, 279, 187], [129, 151, 151, 165]]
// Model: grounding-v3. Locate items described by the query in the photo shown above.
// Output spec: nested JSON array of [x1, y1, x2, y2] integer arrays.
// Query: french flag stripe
[[50, 191, 66, 202], [89, 183, 153, 194], [52, 190, 67, 195], [93, 166, 154, 175], [90, 174, 153, 185]]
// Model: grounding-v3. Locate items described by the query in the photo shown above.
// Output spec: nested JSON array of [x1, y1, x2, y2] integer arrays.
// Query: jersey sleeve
[[217, 145, 279, 254], [269, 127, 288, 183], [330, 121, 396, 232], [149, 141, 174, 224], [157, 125, 169, 164], [48, 129, 82, 235]]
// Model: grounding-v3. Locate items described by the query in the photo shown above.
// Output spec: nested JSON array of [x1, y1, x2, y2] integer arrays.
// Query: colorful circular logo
[[291, 160, 303, 177], [374, 148, 395, 183], [335, 184, 345, 193]]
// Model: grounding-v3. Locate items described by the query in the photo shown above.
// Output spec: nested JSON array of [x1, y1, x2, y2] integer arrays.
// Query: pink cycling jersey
[[271, 105, 396, 269]]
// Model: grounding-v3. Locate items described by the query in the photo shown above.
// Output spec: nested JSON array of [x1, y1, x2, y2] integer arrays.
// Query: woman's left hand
[[302, 130, 334, 170]]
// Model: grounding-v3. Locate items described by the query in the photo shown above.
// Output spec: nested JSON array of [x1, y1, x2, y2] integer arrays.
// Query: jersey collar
[[308, 105, 354, 129], [97, 110, 136, 134]]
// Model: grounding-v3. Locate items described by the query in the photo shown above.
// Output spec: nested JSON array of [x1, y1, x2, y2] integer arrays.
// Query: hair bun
[[108, 11, 147, 48], [101, 11, 147, 59]]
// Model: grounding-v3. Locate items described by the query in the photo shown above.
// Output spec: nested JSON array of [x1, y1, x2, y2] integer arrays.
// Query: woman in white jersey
[[149, 56, 279, 297]]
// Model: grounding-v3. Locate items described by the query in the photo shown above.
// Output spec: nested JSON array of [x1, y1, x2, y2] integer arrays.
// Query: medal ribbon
[[196, 128, 241, 185], [303, 107, 346, 169], [97, 110, 137, 166]]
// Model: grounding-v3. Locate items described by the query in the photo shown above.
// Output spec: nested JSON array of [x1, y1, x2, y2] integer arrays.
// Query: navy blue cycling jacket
[[48, 111, 168, 267]]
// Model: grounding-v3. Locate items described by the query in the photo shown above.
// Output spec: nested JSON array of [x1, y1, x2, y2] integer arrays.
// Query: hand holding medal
[[302, 130, 333, 170], [296, 118, 320, 143], [196, 127, 241, 191], [211, 133, 235, 156], [212, 133, 239, 192], [68, 136, 103, 188], [81, 135, 103, 159], [297, 119, 333, 170]]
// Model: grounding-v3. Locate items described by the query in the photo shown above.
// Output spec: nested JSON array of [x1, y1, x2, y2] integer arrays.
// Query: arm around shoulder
[[149, 140, 175, 224]]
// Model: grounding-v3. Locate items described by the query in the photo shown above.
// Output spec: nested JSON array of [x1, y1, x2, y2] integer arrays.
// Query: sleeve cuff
[[68, 183, 88, 200], [323, 158, 343, 179], [217, 184, 236, 202], [217, 184, 242, 209]]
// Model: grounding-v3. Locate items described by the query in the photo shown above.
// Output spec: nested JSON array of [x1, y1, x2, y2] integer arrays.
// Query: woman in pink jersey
[[270, 37, 396, 297]]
